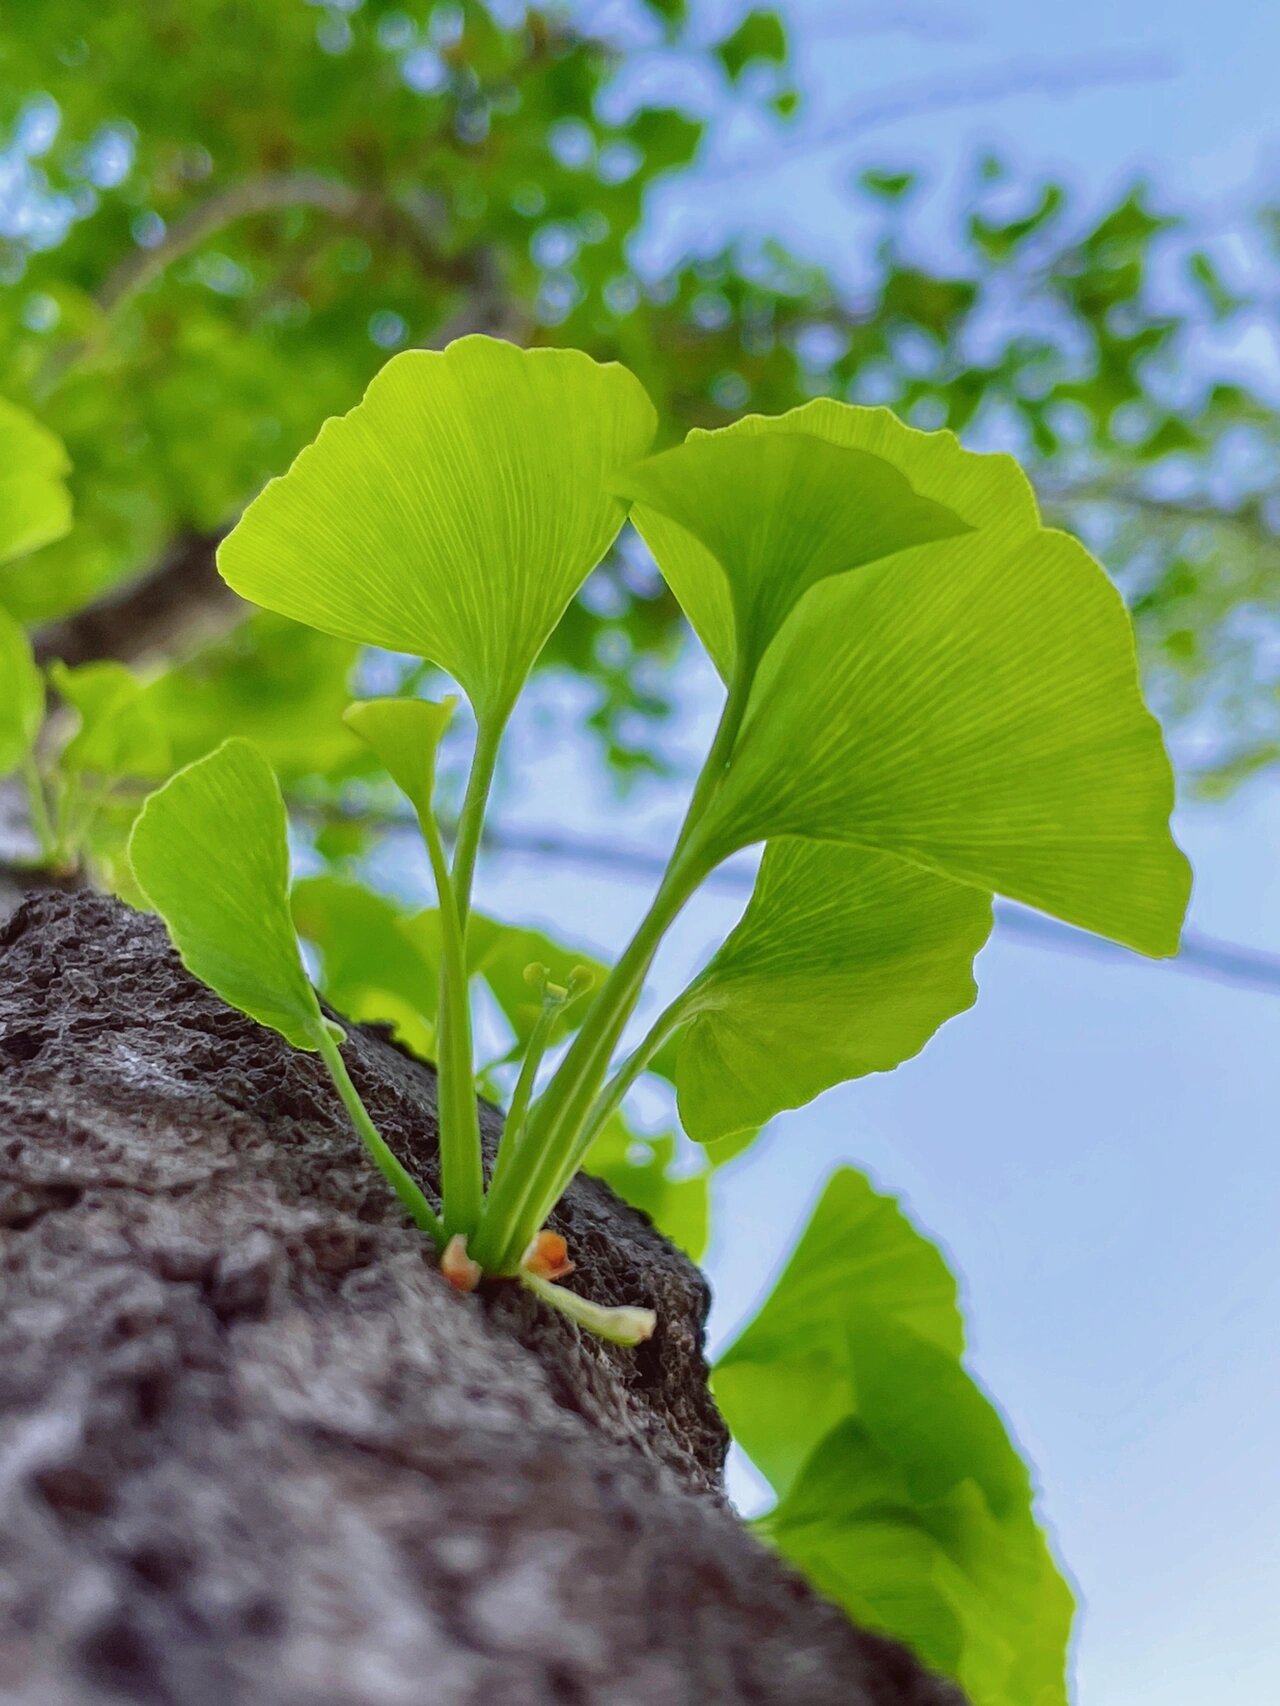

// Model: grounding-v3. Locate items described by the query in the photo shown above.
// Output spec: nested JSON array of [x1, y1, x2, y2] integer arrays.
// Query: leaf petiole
[[312, 1018, 444, 1246], [519, 1268, 656, 1345]]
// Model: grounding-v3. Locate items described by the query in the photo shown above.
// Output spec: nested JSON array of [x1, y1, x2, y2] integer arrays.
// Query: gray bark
[[0, 891, 960, 1706]]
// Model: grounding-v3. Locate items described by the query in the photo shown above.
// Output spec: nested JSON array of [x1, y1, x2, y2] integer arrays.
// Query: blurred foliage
[[0, 1, 1277, 791]]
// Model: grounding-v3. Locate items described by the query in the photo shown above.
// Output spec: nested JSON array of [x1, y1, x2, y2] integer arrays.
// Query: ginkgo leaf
[[129, 738, 324, 1050], [342, 695, 456, 819], [714, 1169, 1073, 1706], [218, 337, 657, 721], [696, 524, 1190, 955], [669, 840, 992, 1142], [763, 1411, 1073, 1706], [0, 396, 72, 566], [619, 429, 969, 681], [713, 1169, 963, 1497], [0, 607, 44, 777]]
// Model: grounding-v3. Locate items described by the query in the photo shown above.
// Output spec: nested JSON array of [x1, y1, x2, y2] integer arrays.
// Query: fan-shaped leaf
[[218, 337, 657, 720], [698, 524, 1188, 955], [715, 1169, 1073, 1706], [129, 738, 323, 1050], [620, 429, 969, 681], [714, 1169, 963, 1496], [671, 841, 992, 1141]]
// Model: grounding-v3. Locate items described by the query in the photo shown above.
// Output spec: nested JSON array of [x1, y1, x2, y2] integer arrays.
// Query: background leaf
[[716, 1169, 1073, 1706], [0, 396, 71, 566], [218, 337, 657, 720], [129, 738, 323, 1049], [0, 606, 44, 777]]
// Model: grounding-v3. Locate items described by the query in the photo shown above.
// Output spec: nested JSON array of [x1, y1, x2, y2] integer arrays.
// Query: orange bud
[[520, 1230, 575, 1281], [440, 1233, 482, 1293]]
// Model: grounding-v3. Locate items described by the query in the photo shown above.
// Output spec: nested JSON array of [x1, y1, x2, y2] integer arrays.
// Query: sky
[[465, 5, 1280, 1704]]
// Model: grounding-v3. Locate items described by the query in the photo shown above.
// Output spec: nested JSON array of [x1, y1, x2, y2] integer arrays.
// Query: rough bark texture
[[0, 891, 960, 1706]]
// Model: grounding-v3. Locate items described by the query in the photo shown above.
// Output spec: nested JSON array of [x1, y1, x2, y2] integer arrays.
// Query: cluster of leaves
[[73, 333, 1185, 1703], [0, 3, 1277, 787]]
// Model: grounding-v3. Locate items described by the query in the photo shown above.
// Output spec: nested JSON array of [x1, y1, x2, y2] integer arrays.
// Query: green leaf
[[673, 402, 1189, 956], [716, 1169, 1073, 1706], [714, 1169, 962, 1497], [129, 738, 324, 1050], [717, 10, 787, 81], [584, 1111, 709, 1261], [218, 337, 657, 721], [342, 695, 456, 820], [0, 607, 44, 778], [670, 841, 992, 1141], [0, 397, 72, 567], [762, 1413, 1072, 1706], [50, 660, 171, 779], [620, 428, 969, 682], [292, 873, 439, 1059]]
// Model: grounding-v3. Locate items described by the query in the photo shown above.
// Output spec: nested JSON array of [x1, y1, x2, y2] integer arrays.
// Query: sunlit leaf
[[342, 695, 456, 820], [219, 337, 657, 720], [129, 738, 324, 1050], [716, 1169, 1072, 1706], [621, 428, 969, 681], [0, 397, 72, 567], [677, 412, 1190, 954], [670, 841, 992, 1141], [0, 607, 44, 777]]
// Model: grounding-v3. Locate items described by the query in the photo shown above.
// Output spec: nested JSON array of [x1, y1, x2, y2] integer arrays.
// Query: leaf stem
[[20, 753, 56, 863], [575, 997, 688, 1160], [418, 799, 485, 1236], [474, 668, 751, 1269], [313, 1021, 444, 1246], [486, 988, 563, 1206], [450, 710, 504, 927]]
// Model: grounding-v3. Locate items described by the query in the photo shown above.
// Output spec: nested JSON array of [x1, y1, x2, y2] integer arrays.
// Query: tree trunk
[[0, 891, 959, 1706]]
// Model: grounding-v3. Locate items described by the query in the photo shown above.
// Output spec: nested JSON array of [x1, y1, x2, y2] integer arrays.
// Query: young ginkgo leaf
[[218, 338, 657, 722], [342, 695, 456, 820], [0, 396, 72, 566], [0, 607, 44, 777], [129, 738, 325, 1050], [695, 525, 1190, 956], [668, 841, 993, 1142], [619, 429, 970, 683]]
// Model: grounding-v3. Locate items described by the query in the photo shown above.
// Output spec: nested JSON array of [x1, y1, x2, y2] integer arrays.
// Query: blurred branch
[[32, 531, 238, 671], [293, 800, 1280, 997], [97, 172, 363, 315]]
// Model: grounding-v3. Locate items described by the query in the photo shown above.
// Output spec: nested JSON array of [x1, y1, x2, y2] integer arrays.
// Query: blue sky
[[275, 3, 1280, 1701], [475, 4, 1280, 1702]]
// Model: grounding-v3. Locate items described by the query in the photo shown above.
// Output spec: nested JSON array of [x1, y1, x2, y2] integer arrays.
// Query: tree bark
[[0, 891, 960, 1706]]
